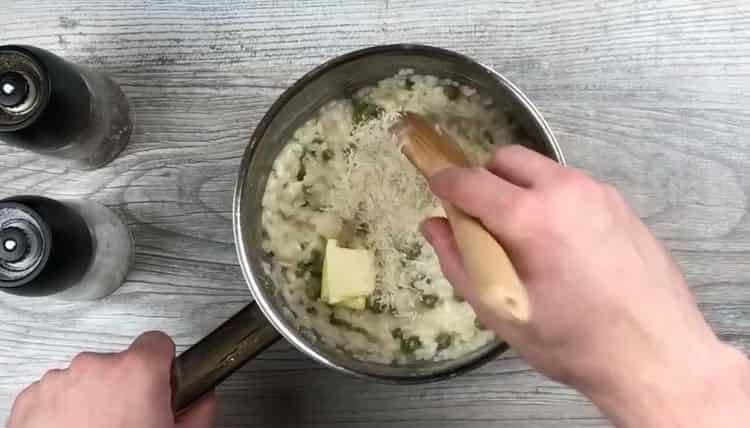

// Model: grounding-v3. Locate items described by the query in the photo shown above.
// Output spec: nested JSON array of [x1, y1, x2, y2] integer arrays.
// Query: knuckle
[[119, 349, 151, 372], [40, 369, 64, 384], [70, 352, 96, 370], [117, 350, 169, 384], [70, 351, 99, 370], [557, 170, 605, 198], [503, 192, 541, 229]]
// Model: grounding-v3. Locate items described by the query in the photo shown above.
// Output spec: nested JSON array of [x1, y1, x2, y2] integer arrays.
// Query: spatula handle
[[393, 112, 530, 323], [443, 203, 530, 323]]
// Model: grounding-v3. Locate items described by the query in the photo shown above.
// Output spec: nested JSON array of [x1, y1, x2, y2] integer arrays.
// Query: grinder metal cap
[[0, 202, 51, 287], [0, 196, 94, 296], [0, 46, 49, 131]]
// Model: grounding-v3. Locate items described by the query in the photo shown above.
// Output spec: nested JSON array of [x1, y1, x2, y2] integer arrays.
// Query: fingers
[[126, 331, 175, 378], [486, 145, 563, 188], [429, 167, 523, 219], [429, 167, 534, 246], [69, 351, 119, 371], [420, 217, 469, 290], [175, 393, 218, 428]]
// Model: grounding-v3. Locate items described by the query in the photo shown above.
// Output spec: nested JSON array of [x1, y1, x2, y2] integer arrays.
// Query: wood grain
[[1, 1, 749, 426]]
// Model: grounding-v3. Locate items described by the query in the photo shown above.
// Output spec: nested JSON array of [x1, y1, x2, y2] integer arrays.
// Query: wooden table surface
[[1, 1, 749, 426]]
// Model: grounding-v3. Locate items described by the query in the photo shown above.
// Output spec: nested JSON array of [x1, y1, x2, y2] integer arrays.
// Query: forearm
[[588, 344, 750, 428]]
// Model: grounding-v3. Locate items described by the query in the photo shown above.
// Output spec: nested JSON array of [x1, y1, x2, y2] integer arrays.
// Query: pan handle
[[171, 301, 281, 412]]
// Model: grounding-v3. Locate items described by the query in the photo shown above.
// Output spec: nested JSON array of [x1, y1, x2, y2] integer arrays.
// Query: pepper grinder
[[0, 195, 133, 300], [0, 45, 133, 169]]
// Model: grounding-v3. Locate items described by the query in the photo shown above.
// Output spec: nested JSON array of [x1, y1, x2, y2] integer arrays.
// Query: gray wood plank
[[1, 1, 749, 426]]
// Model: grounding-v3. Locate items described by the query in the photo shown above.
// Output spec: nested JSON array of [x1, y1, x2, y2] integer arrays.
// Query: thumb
[[175, 393, 218, 428]]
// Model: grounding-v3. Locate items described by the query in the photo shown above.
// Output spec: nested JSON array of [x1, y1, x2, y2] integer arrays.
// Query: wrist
[[584, 342, 750, 428]]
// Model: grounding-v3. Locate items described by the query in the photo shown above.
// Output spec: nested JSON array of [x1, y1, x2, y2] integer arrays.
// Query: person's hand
[[421, 145, 750, 428], [7, 331, 216, 428]]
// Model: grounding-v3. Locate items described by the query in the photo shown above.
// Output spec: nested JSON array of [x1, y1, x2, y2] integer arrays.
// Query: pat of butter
[[337, 296, 366, 310], [321, 239, 375, 308]]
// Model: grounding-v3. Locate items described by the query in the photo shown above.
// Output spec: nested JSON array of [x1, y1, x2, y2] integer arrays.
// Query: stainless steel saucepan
[[170, 44, 565, 412]]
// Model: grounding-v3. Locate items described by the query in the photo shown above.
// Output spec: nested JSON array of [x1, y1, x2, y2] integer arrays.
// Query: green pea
[[356, 222, 370, 235], [309, 249, 323, 270], [354, 201, 366, 217], [305, 279, 321, 300], [297, 150, 308, 181], [391, 328, 403, 339], [297, 249, 323, 278], [295, 263, 306, 278], [399, 241, 422, 260], [443, 85, 461, 100], [352, 99, 382, 124], [343, 143, 358, 156], [366, 295, 388, 314], [420, 294, 439, 308], [512, 124, 529, 141], [436, 333, 453, 351], [322, 149, 334, 161], [401, 336, 422, 354], [405, 78, 415, 90], [409, 273, 426, 288]]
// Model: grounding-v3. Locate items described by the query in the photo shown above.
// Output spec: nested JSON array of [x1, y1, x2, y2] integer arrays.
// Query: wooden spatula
[[391, 112, 530, 323]]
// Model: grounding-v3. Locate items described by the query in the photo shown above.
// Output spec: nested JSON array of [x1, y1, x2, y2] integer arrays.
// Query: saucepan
[[170, 44, 565, 411]]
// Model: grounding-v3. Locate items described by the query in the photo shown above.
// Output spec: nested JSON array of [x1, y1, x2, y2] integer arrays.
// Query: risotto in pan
[[261, 70, 520, 364]]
